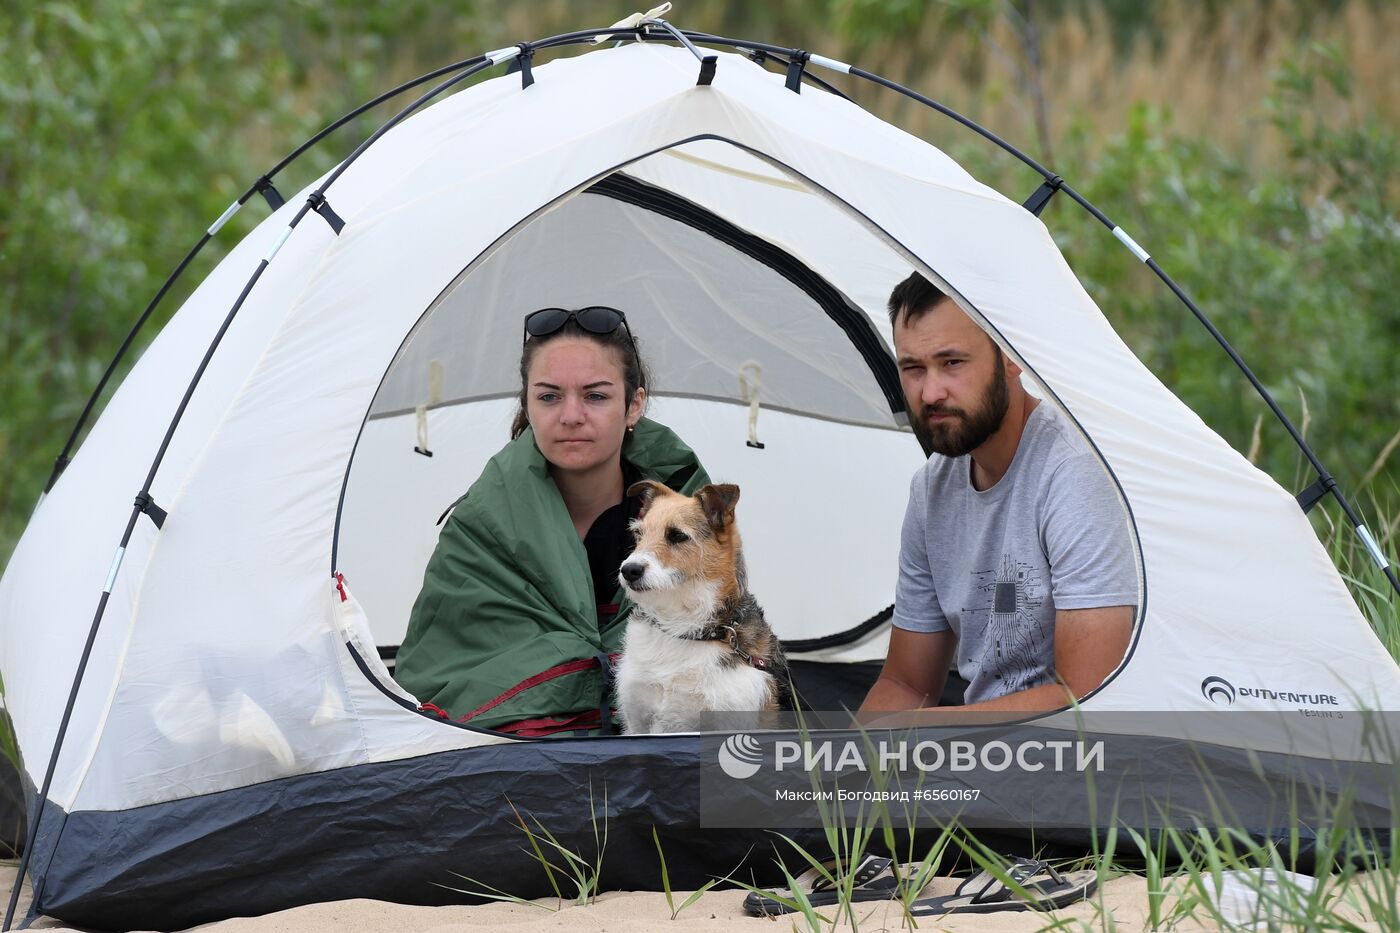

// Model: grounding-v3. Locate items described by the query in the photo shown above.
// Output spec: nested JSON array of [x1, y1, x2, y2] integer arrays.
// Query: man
[[861, 272, 1137, 714]]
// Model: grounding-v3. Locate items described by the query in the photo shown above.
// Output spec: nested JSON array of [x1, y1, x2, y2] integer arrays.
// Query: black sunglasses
[[522, 306, 638, 358]]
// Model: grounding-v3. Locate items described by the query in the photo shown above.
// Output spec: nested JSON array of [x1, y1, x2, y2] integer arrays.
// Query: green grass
[[443, 783, 609, 910]]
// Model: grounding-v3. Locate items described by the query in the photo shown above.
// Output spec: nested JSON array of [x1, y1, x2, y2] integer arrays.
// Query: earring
[[626, 424, 635, 433]]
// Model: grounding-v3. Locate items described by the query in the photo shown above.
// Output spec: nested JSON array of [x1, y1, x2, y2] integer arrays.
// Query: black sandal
[[909, 858, 1097, 915], [743, 855, 917, 917]]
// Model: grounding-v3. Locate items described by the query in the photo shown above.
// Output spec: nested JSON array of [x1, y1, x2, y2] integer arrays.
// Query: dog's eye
[[665, 527, 690, 546]]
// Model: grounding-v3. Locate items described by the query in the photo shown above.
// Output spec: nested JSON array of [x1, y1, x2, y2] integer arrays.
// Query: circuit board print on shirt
[[965, 553, 1047, 694]]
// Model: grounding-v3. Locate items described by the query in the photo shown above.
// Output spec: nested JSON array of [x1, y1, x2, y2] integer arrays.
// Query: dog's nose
[[620, 561, 645, 584]]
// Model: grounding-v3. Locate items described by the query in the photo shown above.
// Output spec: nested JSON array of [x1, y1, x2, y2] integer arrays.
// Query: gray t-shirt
[[894, 403, 1138, 704]]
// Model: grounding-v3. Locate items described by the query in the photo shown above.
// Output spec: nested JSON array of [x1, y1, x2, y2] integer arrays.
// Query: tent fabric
[[0, 39, 1395, 926]]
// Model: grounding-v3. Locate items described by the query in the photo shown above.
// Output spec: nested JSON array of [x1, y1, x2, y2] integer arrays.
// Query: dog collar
[[676, 622, 774, 672]]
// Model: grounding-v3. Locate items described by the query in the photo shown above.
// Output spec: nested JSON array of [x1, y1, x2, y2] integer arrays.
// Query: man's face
[[893, 299, 1011, 458]]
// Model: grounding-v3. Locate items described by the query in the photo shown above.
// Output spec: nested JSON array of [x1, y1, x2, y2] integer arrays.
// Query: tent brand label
[[1237, 687, 1339, 705], [1202, 675, 1338, 707]]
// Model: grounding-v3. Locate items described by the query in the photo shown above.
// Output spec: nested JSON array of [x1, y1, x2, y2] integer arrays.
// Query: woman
[[395, 307, 709, 736]]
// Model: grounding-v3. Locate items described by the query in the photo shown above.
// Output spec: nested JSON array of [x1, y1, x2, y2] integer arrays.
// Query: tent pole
[[39, 22, 830, 498], [11, 31, 663, 924], [1, 513, 140, 931], [13, 23, 1394, 927], [775, 49, 1398, 597]]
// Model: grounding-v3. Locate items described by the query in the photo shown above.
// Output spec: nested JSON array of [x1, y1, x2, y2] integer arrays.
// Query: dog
[[615, 481, 790, 734]]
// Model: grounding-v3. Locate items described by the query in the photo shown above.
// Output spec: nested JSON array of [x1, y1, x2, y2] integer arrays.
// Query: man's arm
[[859, 627, 956, 713], [949, 605, 1133, 713]]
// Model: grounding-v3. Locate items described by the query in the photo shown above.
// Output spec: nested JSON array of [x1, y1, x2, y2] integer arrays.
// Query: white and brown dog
[[615, 481, 790, 734]]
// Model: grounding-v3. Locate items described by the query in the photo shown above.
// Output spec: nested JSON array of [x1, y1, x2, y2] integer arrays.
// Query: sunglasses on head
[[523, 306, 638, 356]]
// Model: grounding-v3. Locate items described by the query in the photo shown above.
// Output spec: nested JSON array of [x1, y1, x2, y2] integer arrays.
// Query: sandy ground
[[3, 863, 1393, 932]]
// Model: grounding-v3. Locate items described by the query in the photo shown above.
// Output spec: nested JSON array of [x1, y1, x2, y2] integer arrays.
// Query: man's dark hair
[[887, 271, 950, 327]]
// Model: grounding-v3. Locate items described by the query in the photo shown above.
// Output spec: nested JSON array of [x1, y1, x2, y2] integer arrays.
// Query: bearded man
[[861, 272, 1138, 714]]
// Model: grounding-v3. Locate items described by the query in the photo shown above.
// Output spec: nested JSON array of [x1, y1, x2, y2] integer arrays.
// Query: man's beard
[[911, 355, 1009, 458]]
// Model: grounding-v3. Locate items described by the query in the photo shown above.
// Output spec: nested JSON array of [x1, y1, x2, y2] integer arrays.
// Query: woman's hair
[[510, 317, 650, 439]]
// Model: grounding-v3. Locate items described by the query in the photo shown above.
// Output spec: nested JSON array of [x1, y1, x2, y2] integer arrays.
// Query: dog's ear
[[694, 483, 740, 532], [627, 479, 670, 513]]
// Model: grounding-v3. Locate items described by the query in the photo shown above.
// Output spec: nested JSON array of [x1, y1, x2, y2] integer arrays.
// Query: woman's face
[[525, 337, 644, 476]]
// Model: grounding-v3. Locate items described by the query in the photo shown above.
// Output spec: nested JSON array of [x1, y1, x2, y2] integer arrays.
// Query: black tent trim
[[372, 600, 898, 666], [587, 172, 905, 416]]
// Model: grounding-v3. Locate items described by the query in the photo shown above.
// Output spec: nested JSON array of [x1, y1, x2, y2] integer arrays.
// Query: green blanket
[[395, 418, 708, 734]]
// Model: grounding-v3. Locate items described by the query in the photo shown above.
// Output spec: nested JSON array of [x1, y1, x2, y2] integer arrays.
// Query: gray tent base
[[27, 730, 1394, 931]]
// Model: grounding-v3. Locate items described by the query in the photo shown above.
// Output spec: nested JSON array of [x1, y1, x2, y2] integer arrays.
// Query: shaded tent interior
[[337, 145, 1026, 714]]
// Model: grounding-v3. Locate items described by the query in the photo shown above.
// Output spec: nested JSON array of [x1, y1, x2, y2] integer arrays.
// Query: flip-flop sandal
[[743, 855, 916, 917], [909, 858, 1097, 916]]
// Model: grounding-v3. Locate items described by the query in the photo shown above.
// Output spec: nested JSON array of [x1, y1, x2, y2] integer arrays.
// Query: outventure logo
[[1201, 675, 1236, 706], [717, 733, 764, 779], [1201, 675, 1339, 707]]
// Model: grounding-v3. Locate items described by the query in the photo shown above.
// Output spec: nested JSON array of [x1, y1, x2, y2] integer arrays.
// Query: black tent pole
[[40, 54, 510, 496], [3, 38, 574, 931], [663, 31, 1394, 593], [42, 24, 842, 497], [777, 49, 1398, 597], [12, 25, 717, 925]]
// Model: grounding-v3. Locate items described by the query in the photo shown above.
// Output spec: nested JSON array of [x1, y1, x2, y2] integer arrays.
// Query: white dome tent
[[1, 17, 1396, 929]]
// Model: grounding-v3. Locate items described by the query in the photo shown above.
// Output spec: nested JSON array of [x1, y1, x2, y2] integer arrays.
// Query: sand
[[3, 863, 1393, 932]]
